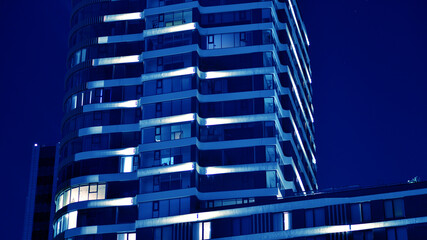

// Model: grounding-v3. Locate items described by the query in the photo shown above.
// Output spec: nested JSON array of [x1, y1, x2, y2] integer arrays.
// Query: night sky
[[0, 0, 426, 237]]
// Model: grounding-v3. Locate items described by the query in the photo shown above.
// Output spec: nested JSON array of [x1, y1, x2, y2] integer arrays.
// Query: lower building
[[24, 146, 427, 239], [23, 144, 57, 240], [24, 148, 427, 240], [45, 181, 427, 239]]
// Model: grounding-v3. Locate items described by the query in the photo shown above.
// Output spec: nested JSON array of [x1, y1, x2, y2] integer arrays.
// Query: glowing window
[[70, 187, 79, 203], [89, 184, 98, 200], [79, 185, 89, 201], [72, 95, 77, 109], [284, 212, 291, 230], [117, 233, 136, 240], [68, 211, 77, 229], [121, 156, 134, 173], [203, 222, 211, 239], [161, 157, 174, 166]]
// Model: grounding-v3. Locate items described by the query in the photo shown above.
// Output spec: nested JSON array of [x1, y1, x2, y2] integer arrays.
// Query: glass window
[[396, 227, 408, 240], [171, 125, 183, 140], [56, 183, 107, 211], [118, 232, 136, 240], [351, 204, 362, 223], [240, 32, 246, 41], [98, 184, 106, 199], [314, 208, 325, 226], [121, 156, 134, 173], [68, 211, 78, 229], [81, 48, 86, 62], [153, 201, 159, 217], [128, 233, 136, 240], [305, 209, 313, 227], [203, 222, 211, 240], [385, 200, 393, 218], [264, 75, 273, 89], [89, 184, 97, 200], [362, 203, 371, 221], [63, 189, 70, 207], [353, 232, 363, 240], [387, 228, 397, 240], [366, 231, 374, 240], [264, 98, 274, 113], [161, 157, 174, 166], [266, 146, 275, 162], [70, 187, 79, 203], [266, 171, 276, 188], [58, 194, 64, 210], [159, 200, 169, 217], [222, 33, 234, 48], [155, 127, 161, 142], [79, 185, 89, 201], [72, 95, 77, 109], [284, 212, 291, 230], [118, 233, 126, 240], [170, 199, 180, 215], [394, 199, 405, 218]]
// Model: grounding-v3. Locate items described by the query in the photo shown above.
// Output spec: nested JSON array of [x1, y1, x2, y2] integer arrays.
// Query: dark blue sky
[[0, 0, 426, 237], [299, 0, 427, 189]]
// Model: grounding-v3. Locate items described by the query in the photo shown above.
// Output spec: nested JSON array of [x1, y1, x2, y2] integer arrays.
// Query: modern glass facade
[[53, 0, 316, 239]]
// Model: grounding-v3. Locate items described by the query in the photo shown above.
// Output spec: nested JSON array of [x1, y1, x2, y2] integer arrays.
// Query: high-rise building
[[52, 0, 317, 239]]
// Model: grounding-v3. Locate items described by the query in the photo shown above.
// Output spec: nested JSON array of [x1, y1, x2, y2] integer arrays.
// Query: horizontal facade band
[[68, 0, 311, 103], [60, 187, 427, 238], [86, 0, 311, 87], [83, 66, 314, 143], [136, 187, 281, 203]]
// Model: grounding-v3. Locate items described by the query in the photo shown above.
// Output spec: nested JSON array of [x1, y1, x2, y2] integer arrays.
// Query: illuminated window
[[79, 92, 84, 107], [203, 222, 211, 240], [89, 184, 98, 200], [70, 187, 79, 203], [121, 156, 134, 173], [117, 232, 136, 240], [72, 95, 77, 109], [79, 185, 89, 201], [62, 189, 70, 208], [53, 211, 78, 237], [55, 183, 107, 211], [161, 156, 174, 166], [68, 211, 77, 229], [283, 212, 291, 230]]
